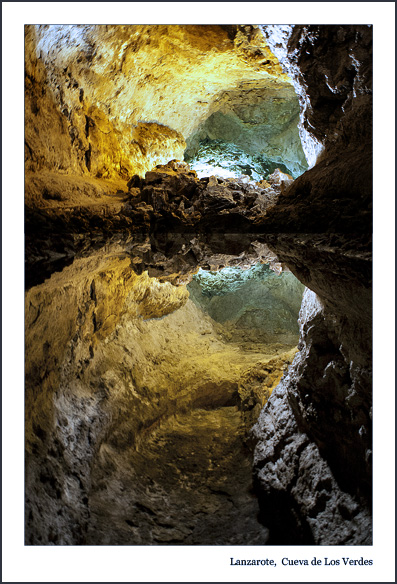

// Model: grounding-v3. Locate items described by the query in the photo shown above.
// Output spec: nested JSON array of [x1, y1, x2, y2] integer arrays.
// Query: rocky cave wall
[[25, 24, 300, 181], [26, 252, 302, 544], [251, 24, 373, 544], [25, 24, 372, 545], [184, 83, 307, 178], [188, 264, 304, 345]]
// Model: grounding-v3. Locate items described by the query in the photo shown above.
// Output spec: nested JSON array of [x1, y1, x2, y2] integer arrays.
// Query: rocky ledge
[[25, 161, 294, 288]]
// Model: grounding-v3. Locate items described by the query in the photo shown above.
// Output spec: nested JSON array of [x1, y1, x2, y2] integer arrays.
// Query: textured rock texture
[[184, 83, 307, 178], [185, 138, 296, 182], [257, 25, 372, 233], [25, 24, 297, 181], [261, 25, 372, 169], [188, 263, 304, 345], [25, 160, 293, 288], [252, 290, 372, 545], [249, 25, 372, 544], [25, 24, 372, 546], [87, 407, 271, 545]]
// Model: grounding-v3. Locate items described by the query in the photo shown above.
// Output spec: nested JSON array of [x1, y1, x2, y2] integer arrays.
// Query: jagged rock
[[261, 25, 372, 169], [238, 348, 298, 428], [267, 168, 293, 186], [127, 174, 143, 190], [252, 289, 372, 544], [25, 25, 294, 179], [246, 25, 372, 545], [25, 160, 292, 287], [188, 263, 304, 345]]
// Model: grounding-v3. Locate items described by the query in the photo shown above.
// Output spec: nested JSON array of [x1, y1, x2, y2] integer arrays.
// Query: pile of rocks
[[25, 160, 293, 287]]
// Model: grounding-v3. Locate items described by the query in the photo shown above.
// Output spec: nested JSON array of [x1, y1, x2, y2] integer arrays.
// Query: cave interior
[[24, 23, 373, 547]]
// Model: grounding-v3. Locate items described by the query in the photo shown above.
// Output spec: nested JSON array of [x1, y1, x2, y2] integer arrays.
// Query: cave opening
[[183, 84, 308, 181]]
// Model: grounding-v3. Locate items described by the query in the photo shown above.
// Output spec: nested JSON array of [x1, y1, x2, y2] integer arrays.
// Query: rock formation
[[25, 25, 303, 180], [24, 24, 372, 546], [251, 24, 373, 544]]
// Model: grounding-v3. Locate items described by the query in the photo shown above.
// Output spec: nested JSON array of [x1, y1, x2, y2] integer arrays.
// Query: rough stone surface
[[251, 290, 372, 545], [185, 139, 297, 183], [249, 25, 372, 544], [25, 24, 293, 180], [185, 84, 307, 178], [260, 25, 372, 169], [25, 160, 292, 288], [188, 263, 304, 345], [87, 407, 270, 545]]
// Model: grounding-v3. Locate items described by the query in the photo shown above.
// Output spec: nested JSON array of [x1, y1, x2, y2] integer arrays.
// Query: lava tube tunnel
[[25, 24, 373, 546]]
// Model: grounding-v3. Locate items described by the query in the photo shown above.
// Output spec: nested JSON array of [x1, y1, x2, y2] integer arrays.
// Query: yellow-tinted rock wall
[[25, 247, 298, 544], [25, 253, 189, 451], [23, 23, 373, 548], [25, 25, 292, 181]]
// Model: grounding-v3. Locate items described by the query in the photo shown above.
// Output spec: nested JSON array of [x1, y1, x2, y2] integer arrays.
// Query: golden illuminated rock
[[25, 254, 188, 450], [25, 248, 299, 506], [25, 25, 294, 180]]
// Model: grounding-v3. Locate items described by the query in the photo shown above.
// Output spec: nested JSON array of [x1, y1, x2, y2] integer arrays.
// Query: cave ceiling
[[25, 24, 305, 180]]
